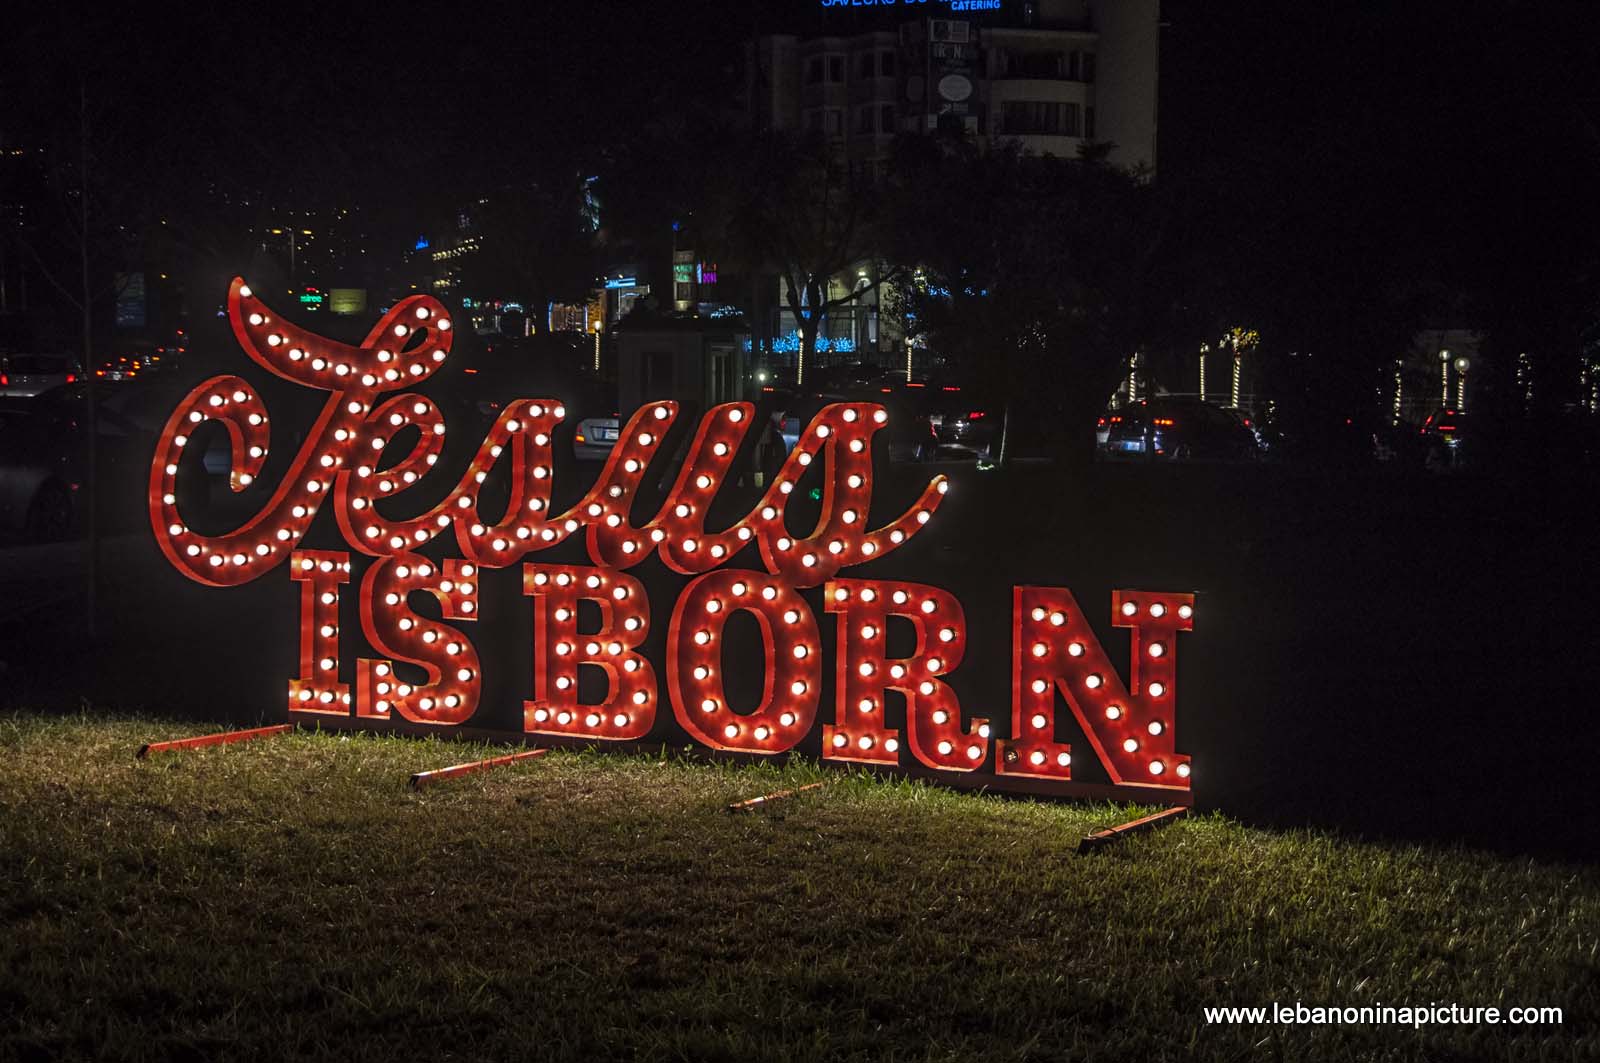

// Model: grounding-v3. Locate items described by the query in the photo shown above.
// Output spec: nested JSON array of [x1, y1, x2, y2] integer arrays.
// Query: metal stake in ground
[[136, 724, 294, 759], [1077, 806, 1188, 855], [727, 781, 828, 813], [409, 748, 549, 790]]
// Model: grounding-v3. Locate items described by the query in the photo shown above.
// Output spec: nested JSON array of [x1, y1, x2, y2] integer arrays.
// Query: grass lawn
[[1, 712, 1594, 1062]]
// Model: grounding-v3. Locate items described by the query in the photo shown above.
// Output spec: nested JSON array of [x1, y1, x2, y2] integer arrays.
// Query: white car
[[0, 354, 79, 398], [574, 414, 620, 460]]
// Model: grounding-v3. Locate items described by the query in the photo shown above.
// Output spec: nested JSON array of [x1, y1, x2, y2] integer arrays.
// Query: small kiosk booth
[[614, 314, 750, 418]]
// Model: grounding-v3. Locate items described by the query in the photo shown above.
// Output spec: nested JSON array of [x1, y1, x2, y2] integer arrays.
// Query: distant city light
[[819, 0, 1001, 8], [743, 332, 856, 355]]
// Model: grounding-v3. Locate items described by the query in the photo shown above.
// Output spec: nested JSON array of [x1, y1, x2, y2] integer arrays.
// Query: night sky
[[5, 1, 1598, 298]]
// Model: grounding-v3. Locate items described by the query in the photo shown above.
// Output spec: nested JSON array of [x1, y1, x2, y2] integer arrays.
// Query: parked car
[[1419, 408, 1474, 471], [914, 404, 999, 461], [0, 395, 80, 541], [1100, 399, 1260, 462], [573, 413, 620, 461], [0, 354, 79, 398], [0, 380, 219, 541], [1253, 406, 1417, 466]]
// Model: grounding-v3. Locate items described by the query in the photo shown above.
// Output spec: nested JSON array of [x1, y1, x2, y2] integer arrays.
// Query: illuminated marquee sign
[[148, 281, 1194, 802]]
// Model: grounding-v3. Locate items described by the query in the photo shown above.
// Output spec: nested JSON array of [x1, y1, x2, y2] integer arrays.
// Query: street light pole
[[1229, 334, 1242, 409]]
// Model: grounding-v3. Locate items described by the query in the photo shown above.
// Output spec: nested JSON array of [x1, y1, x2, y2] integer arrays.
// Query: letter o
[[666, 570, 819, 752]]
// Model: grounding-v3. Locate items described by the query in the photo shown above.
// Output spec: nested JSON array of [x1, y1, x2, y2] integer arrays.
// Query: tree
[[722, 131, 899, 385], [457, 175, 600, 323], [885, 134, 1183, 465]]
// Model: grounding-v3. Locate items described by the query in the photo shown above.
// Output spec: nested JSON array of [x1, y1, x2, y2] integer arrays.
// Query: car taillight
[[66, 372, 77, 383], [1097, 417, 1106, 427], [1154, 418, 1174, 426], [0, 374, 7, 386], [967, 411, 985, 419], [575, 433, 587, 444]]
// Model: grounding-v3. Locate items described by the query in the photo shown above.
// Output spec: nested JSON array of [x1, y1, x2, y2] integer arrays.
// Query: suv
[[0, 354, 79, 398], [1101, 399, 1259, 461]]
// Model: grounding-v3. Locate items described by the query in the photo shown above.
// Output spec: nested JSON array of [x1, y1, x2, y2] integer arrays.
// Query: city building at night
[[747, 0, 1158, 173], [741, 0, 1159, 372]]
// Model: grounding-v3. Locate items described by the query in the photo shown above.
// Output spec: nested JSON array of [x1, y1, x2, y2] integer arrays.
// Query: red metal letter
[[355, 554, 481, 725], [997, 588, 1193, 787], [666, 570, 819, 752], [826, 578, 985, 770], [150, 278, 453, 586], [288, 549, 351, 715], [523, 563, 655, 740]]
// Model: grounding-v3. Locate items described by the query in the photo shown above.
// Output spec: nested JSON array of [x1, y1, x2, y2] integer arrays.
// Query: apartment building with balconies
[[746, 0, 1159, 173]]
